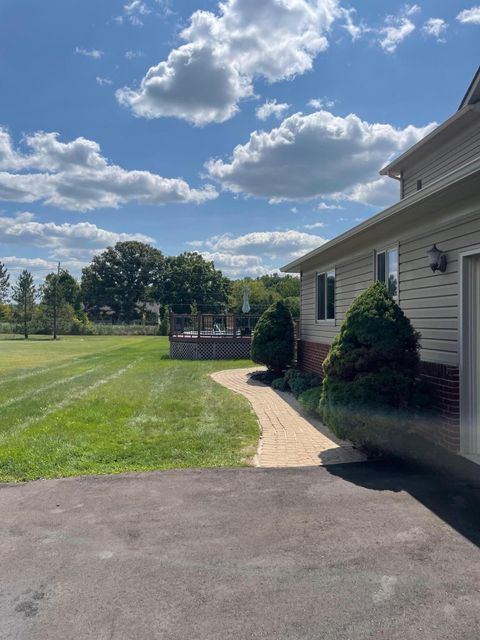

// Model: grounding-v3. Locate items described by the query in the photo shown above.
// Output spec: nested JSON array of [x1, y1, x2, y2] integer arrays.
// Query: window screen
[[317, 273, 326, 320], [326, 270, 335, 320], [376, 248, 398, 299], [317, 271, 335, 320]]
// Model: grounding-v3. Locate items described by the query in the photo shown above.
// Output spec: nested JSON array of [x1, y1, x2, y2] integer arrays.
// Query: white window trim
[[374, 244, 399, 302], [315, 268, 336, 324]]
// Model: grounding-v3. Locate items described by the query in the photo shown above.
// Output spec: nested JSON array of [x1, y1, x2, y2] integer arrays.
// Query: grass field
[[0, 336, 259, 482]]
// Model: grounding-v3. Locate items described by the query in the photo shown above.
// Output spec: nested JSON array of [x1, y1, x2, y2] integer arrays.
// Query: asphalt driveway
[[1, 462, 480, 640]]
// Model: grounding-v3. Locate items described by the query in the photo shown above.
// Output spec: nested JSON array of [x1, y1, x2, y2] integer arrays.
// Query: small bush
[[320, 282, 427, 444], [251, 301, 294, 374], [298, 386, 322, 415], [272, 376, 289, 391], [249, 370, 278, 386], [285, 368, 321, 398]]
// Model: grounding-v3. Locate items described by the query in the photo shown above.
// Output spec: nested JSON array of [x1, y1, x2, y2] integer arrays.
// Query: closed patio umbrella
[[242, 286, 251, 314]]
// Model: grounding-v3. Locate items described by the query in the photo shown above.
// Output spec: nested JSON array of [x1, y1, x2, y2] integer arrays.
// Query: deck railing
[[169, 313, 261, 339]]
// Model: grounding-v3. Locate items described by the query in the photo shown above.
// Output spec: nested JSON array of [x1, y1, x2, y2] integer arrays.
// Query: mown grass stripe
[[0, 359, 142, 442], [0, 368, 96, 410], [0, 340, 137, 387]]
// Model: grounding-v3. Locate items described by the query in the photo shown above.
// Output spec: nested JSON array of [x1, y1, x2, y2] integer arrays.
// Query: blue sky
[[0, 0, 479, 281]]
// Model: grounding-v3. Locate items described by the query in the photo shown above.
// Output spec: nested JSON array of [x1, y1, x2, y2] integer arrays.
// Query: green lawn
[[0, 336, 259, 482]]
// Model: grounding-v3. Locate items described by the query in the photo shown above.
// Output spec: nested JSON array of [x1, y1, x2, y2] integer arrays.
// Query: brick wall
[[296, 340, 330, 376], [297, 339, 461, 453]]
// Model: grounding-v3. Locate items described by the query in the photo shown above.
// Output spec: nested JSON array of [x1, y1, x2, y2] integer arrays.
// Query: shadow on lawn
[[324, 459, 480, 549]]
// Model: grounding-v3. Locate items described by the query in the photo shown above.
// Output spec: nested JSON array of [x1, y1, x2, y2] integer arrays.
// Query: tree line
[[0, 241, 299, 338]]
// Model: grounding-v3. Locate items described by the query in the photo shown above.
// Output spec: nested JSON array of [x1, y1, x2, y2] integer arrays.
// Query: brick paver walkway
[[211, 368, 367, 468]]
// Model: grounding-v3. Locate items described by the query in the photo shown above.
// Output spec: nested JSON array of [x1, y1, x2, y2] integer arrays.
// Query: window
[[376, 247, 398, 299], [317, 270, 335, 320]]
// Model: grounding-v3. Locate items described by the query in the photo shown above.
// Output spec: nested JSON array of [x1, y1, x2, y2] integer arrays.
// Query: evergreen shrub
[[320, 282, 425, 444], [251, 301, 294, 374]]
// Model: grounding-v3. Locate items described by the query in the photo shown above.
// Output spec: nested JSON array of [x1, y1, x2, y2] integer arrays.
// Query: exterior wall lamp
[[427, 244, 447, 273]]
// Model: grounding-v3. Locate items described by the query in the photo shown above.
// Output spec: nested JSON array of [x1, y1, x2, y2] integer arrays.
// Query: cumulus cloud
[[256, 100, 290, 121], [0, 212, 157, 278], [206, 109, 436, 207], [379, 4, 420, 53], [75, 47, 104, 59], [457, 6, 480, 24], [0, 128, 217, 211], [116, 0, 340, 125], [422, 17, 448, 41], [189, 229, 326, 277], [0, 211, 153, 252]]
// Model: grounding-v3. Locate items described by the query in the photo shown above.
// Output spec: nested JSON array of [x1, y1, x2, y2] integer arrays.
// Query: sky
[[0, 0, 479, 282]]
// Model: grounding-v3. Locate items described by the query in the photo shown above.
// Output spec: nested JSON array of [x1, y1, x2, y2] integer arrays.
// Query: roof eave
[[379, 105, 475, 177], [281, 155, 480, 273]]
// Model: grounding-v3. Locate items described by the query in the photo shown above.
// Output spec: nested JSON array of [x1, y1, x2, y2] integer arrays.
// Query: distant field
[[0, 336, 259, 482]]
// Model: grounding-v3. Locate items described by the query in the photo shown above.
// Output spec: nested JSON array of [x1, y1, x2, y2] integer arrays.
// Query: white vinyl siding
[[403, 119, 480, 198], [301, 253, 373, 343], [299, 205, 480, 366]]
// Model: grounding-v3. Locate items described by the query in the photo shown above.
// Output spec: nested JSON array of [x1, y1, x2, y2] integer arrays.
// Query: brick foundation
[[296, 340, 330, 376], [296, 339, 461, 453]]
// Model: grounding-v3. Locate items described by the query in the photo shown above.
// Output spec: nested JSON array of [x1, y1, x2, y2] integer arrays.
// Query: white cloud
[[339, 7, 367, 40], [379, 4, 420, 53], [125, 50, 144, 59], [422, 17, 448, 40], [116, 0, 341, 125], [0, 212, 157, 278], [75, 47, 104, 59], [317, 202, 343, 210], [96, 76, 113, 86], [0, 212, 153, 252], [124, 0, 151, 26], [0, 127, 217, 211], [304, 222, 326, 229], [308, 97, 336, 110], [256, 100, 290, 121], [190, 229, 326, 277], [206, 110, 436, 207], [457, 6, 480, 24]]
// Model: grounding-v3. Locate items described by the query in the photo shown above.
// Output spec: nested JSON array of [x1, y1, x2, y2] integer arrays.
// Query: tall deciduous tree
[[12, 270, 36, 339], [81, 242, 164, 323], [162, 252, 229, 313], [0, 261, 10, 303]]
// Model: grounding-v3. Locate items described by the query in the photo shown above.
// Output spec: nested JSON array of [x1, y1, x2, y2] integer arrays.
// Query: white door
[[461, 253, 480, 457]]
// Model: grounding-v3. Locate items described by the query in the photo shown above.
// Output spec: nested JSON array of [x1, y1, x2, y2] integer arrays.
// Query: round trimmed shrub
[[251, 301, 294, 374], [320, 282, 421, 442]]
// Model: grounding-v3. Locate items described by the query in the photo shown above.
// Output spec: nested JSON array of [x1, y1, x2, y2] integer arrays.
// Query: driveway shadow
[[324, 459, 480, 548]]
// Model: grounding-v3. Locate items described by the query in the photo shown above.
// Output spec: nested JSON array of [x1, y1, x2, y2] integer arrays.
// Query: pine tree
[[12, 270, 36, 339], [0, 261, 10, 303]]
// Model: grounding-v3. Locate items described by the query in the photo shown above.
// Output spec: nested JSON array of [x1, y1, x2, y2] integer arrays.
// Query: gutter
[[281, 154, 480, 273]]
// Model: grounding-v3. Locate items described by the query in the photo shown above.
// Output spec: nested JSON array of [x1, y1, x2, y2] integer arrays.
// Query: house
[[281, 66, 480, 461]]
